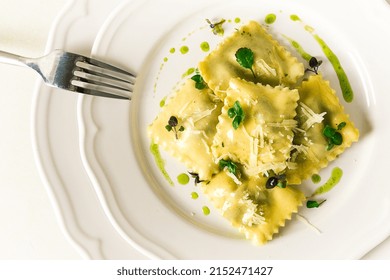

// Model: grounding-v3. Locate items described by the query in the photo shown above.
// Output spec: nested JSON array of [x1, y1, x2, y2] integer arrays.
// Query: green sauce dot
[[177, 173, 190, 185], [163, 57, 168, 62], [169, 48, 175, 54], [311, 174, 321, 184], [202, 206, 210, 216], [234, 17, 241, 23], [191, 192, 199, 200], [159, 96, 167, 107], [180, 46, 189, 54], [290, 14, 301, 21], [265, 13, 276, 24], [200, 41, 210, 52]]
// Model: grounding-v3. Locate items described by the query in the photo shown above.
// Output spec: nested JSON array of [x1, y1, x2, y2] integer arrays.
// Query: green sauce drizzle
[[311, 174, 321, 184], [177, 173, 190, 185], [149, 142, 174, 186], [265, 13, 277, 24], [200, 41, 210, 52], [202, 206, 210, 216], [284, 36, 312, 61], [163, 57, 168, 62], [312, 167, 343, 196], [180, 46, 189, 54], [191, 192, 199, 199], [182, 67, 195, 78], [311, 33, 354, 102], [169, 48, 175, 54], [234, 17, 241, 23]]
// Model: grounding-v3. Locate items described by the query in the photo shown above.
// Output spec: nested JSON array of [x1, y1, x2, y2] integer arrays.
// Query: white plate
[[32, 0, 146, 259], [79, 0, 390, 259]]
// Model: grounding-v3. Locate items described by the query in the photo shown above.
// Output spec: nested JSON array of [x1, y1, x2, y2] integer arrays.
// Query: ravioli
[[148, 79, 222, 180], [286, 75, 359, 184], [212, 77, 299, 176], [202, 171, 305, 245], [148, 19, 359, 246], [199, 20, 304, 99]]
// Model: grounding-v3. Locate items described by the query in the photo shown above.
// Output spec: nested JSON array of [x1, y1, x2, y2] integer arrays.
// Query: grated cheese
[[255, 59, 277, 76], [240, 192, 265, 226], [299, 102, 327, 130]]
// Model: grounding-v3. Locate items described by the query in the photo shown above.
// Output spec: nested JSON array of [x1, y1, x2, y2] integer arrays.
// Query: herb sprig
[[235, 47, 256, 79], [191, 74, 207, 90], [227, 101, 245, 129], [266, 174, 287, 189], [323, 122, 346, 150], [219, 159, 238, 176], [305, 56, 322, 75], [306, 199, 326, 208], [206, 19, 226, 36], [165, 116, 184, 140], [188, 171, 204, 185]]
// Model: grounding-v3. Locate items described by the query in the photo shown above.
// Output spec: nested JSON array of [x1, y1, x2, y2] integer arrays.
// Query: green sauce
[[311, 33, 354, 102], [182, 67, 195, 78], [169, 48, 175, 54], [177, 173, 190, 185], [191, 192, 199, 199], [284, 36, 312, 61], [312, 167, 343, 196], [200, 41, 210, 52], [202, 206, 210, 216], [163, 57, 168, 62], [149, 142, 174, 186], [180, 46, 189, 54], [290, 14, 301, 21], [159, 96, 167, 107], [234, 17, 241, 23], [265, 13, 276, 24], [311, 174, 321, 184]]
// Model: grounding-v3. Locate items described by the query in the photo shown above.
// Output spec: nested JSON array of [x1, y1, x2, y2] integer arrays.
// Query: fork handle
[[0, 50, 28, 68]]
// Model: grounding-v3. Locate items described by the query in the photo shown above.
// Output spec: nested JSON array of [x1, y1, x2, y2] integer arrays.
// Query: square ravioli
[[148, 79, 223, 180], [212, 77, 299, 176], [202, 171, 305, 245], [199, 20, 304, 99], [286, 75, 359, 184]]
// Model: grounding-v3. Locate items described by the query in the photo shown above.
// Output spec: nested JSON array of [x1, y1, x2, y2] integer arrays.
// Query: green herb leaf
[[323, 123, 345, 150], [306, 200, 326, 208], [191, 74, 207, 89], [235, 47, 254, 70], [219, 159, 238, 176], [337, 122, 346, 130], [227, 101, 245, 129], [166, 116, 183, 139]]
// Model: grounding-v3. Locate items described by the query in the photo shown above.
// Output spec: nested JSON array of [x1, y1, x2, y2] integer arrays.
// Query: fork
[[0, 49, 135, 100]]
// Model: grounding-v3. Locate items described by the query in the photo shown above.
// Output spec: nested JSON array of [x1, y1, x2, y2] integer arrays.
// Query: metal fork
[[0, 49, 135, 100]]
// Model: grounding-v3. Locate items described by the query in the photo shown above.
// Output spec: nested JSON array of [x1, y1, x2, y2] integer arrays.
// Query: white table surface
[[0, 0, 389, 260]]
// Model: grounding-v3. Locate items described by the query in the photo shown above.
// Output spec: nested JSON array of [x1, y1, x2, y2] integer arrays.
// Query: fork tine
[[71, 79, 131, 100], [76, 58, 136, 82], [73, 70, 133, 91]]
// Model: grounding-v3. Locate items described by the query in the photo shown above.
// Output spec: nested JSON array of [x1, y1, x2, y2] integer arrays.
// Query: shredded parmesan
[[190, 105, 216, 123], [296, 214, 322, 235], [240, 193, 265, 226], [255, 59, 277, 76], [299, 102, 327, 130], [267, 119, 297, 129], [225, 169, 242, 185]]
